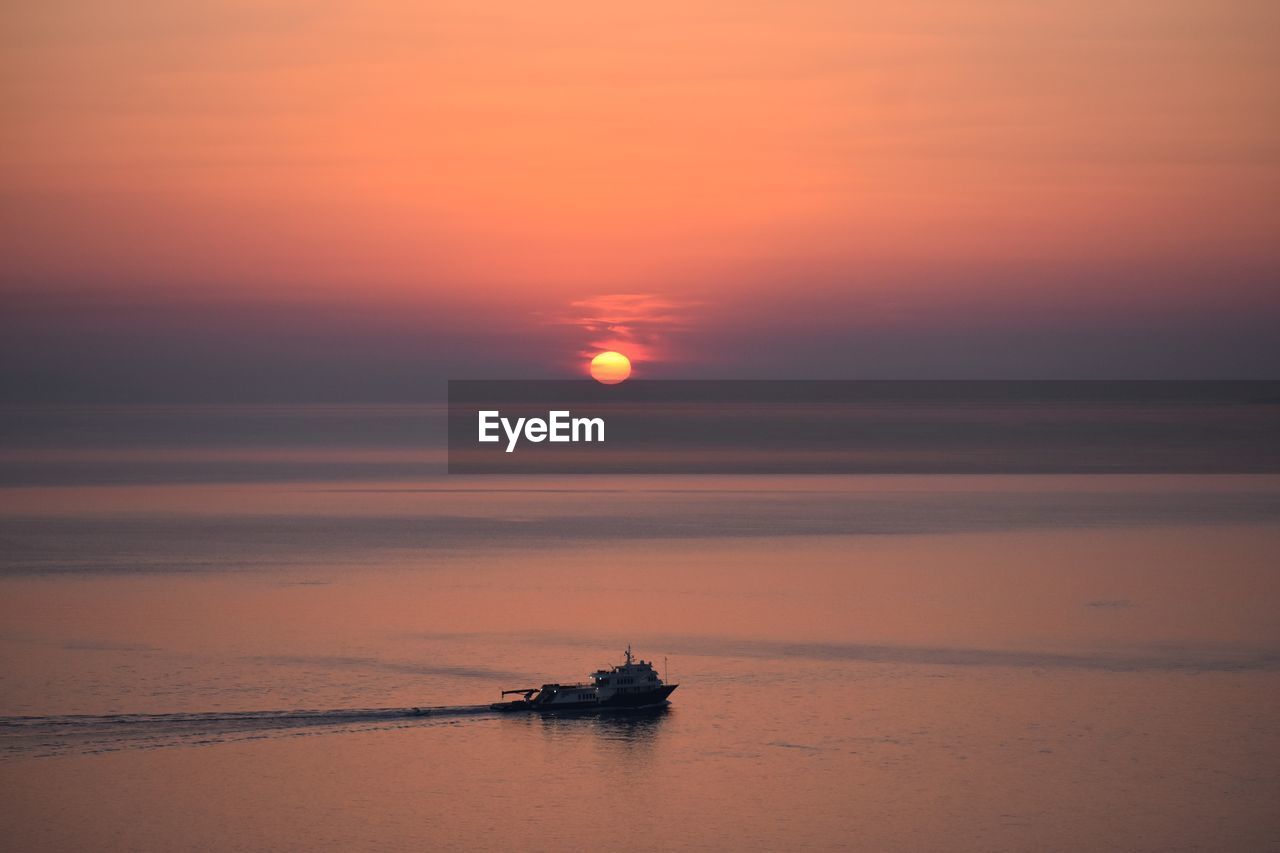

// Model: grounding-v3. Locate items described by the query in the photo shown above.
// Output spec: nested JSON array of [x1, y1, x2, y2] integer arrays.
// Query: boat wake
[[0, 704, 495, 759]]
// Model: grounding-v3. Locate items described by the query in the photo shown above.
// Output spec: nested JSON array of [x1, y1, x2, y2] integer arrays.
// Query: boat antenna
[[664, 655, 668, 683]]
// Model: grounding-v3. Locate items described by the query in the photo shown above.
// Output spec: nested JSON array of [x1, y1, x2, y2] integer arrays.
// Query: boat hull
[[490, 684, 677, 714], [599, 684, 677, 709]]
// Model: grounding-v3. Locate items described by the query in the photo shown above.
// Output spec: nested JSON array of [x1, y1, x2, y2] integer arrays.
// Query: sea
[[0, 403, 1277, 851]]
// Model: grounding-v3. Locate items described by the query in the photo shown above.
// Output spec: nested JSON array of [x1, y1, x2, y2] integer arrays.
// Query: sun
[[589, 351, 632, 384]]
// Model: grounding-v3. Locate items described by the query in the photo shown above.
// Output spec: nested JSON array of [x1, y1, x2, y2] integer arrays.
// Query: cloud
[[547, 293, 701, 367]]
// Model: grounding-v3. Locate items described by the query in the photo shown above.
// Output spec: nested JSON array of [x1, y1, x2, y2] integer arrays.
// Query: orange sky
[[1, 0, 1278, 391]]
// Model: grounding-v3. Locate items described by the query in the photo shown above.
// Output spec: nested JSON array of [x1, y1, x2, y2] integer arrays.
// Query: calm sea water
[[1, 405, 1278, 851]]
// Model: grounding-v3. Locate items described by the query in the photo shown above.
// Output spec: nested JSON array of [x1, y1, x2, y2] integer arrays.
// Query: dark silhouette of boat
[[490, 646, 677, 713]]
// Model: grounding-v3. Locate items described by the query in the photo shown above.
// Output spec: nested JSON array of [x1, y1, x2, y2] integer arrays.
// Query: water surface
[[1, 405, 1277, 851]]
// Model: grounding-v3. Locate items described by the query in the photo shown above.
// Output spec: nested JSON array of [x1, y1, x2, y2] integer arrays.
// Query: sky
[[2, 0, 1278, 400]]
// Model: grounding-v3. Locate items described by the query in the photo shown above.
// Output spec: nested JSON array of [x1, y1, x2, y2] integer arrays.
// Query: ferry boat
[[490, 646, 677, 713]]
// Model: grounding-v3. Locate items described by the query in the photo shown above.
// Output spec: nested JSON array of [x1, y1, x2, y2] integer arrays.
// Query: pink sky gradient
[[2, 0, 1278, 396]]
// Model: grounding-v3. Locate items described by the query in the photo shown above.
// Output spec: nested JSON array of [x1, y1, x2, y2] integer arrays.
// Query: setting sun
[[589, 351, 631, 384]]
